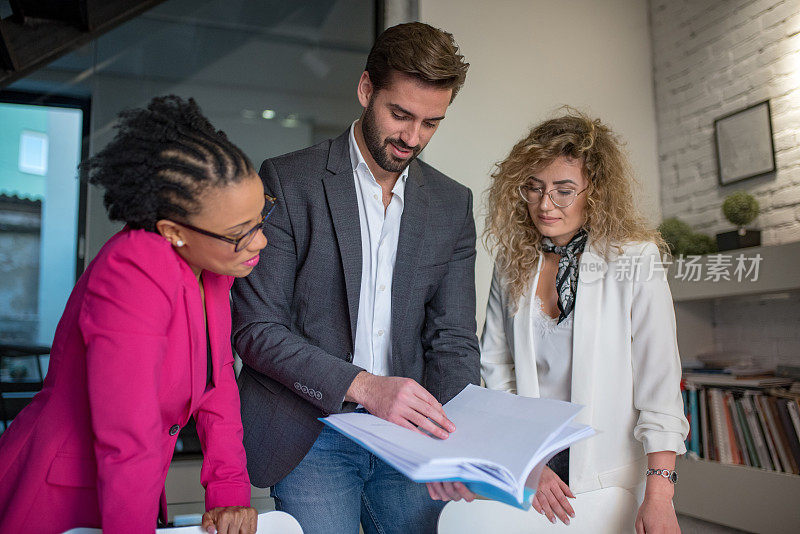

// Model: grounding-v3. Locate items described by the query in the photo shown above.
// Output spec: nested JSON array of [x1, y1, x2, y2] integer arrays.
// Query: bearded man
[[232, 21, 480, 534]]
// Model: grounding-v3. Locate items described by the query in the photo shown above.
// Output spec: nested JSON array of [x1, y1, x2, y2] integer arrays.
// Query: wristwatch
[[645, 468, 678, 484]]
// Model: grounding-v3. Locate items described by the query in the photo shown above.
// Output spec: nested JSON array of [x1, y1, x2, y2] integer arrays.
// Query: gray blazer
[[231, 130, 481, 488]]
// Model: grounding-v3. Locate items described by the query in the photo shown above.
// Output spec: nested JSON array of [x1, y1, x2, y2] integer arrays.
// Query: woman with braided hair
[[478, 110, 689, 533], [0, 96, 266, 533]]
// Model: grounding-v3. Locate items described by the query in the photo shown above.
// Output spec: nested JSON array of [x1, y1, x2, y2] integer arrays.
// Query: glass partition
[[0, 0, 376, 448]]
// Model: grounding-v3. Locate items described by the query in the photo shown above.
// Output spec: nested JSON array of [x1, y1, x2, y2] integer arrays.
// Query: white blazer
[[481, 240, 689, 497]]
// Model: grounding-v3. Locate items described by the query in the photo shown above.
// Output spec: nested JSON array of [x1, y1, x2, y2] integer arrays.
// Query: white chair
[[63, 511, 303, 534], [437, 487, 638, 534]]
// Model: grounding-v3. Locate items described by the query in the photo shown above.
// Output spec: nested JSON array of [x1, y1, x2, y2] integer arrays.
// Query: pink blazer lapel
[[181, 267, 206, 413], [197, 272, 234, 402]]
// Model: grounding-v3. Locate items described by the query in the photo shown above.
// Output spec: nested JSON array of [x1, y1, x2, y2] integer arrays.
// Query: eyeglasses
[[174, 194, 276, 252], [518, 183, 588, 208]]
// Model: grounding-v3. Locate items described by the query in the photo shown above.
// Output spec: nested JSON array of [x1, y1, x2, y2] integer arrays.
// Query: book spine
[[734, 396, 759, 468], [776, 399, 800, 473], [707, 387, 718, 462], [724, 391, 745, 465], [767, 396, 797, 474], [742, 396, 773, 471], [710, 389, 733, 464], [755, 394, 784, 472], [788, 400, 800, 445], [700, 388, 711, 461], [688, 386, 700, 456]]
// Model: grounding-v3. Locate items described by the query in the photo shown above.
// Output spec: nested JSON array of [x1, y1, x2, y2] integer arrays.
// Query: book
[[776, 365, 800, 380], [699, 388, 711, 461], [723, 391, 745, 465], [733, 396, 759, 467], [788, 400, 800, 446], [320, 384, 595, 509], [708, 389, 733, 464], [741, 395, 773, 470], [776, 399, 800, 471], [766, 396, 798, 474], [683, 374, 794, 388], [687, 384, 700, 456], [756, 394, 787, 473], [768, 387, 800, 401]]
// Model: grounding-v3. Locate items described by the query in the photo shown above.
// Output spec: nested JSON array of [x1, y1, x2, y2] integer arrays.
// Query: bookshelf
[[674, 456, 800, 534], [668, 241, 800, 533], [668, 241, 800, 302]]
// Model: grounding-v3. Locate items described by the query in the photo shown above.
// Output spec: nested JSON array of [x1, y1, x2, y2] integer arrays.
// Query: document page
[[322, 384, 595, 504]]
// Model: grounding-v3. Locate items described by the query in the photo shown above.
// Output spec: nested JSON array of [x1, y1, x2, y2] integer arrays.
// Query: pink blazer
[[0, 229, 251, 534]]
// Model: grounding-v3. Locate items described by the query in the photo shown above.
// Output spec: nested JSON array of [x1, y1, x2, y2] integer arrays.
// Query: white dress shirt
[[349, 123, 408, 377]]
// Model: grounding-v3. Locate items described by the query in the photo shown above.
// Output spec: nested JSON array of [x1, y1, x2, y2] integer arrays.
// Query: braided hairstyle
[[81, 95, 254, 231]]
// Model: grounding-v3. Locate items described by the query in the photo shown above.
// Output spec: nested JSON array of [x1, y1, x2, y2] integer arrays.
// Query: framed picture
[[714, 100, 776, 185]]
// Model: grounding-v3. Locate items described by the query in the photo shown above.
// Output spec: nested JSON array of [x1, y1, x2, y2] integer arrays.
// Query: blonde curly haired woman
[[480, 110, 689, 533]]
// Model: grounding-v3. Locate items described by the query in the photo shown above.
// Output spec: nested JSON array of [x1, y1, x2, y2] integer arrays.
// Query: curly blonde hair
[[484, 108, 666, 310]]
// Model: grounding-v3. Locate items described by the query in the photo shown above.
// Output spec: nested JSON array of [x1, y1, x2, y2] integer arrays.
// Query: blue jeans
[[272, 424, 445, 534]]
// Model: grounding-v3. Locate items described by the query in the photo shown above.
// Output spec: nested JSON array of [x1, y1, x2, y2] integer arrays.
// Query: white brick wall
[[651, 0, 800, 244], [712, 292, 800, 368]]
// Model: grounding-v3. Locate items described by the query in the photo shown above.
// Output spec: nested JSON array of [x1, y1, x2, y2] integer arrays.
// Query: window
[[18, 131, 49, 176], [0, 91, 89, 432]]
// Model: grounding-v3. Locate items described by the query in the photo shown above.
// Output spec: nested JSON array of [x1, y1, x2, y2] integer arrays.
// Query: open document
[[320, 384, 595, 509]]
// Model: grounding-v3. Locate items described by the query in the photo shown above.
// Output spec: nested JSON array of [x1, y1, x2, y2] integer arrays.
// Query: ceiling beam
[[0, 0, 166, 88]]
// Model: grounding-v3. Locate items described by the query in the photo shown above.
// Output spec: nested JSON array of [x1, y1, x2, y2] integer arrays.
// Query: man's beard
[[362, 99, 422, 173]]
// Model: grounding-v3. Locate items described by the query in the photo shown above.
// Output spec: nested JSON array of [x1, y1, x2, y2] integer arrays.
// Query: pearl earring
[[175, 240, 185, 248]]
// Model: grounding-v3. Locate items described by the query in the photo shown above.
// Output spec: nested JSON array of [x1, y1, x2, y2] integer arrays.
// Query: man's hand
[[345, 371, 455, 439], [201, 506, 257, 534]]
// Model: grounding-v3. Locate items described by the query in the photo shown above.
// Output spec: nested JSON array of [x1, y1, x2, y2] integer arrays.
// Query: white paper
[[322, 384, 595, 504]]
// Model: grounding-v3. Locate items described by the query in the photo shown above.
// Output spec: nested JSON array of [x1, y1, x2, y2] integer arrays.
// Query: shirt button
[[169, 424, 180, 436], [379, 284, 386, 292], [373, 194, 380, 201], [377, 329, 384, 337]]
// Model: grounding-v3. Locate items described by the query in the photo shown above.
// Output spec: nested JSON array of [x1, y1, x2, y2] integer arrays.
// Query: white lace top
[[531, 295, 574, 402]]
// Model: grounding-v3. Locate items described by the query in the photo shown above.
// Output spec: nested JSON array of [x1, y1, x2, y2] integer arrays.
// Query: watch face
[[669, 471, 678, 484]]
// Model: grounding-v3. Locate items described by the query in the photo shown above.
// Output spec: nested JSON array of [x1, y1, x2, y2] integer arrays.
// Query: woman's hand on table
[[202, 506, 257, 534], [531, 465, 575, 525], [635, 494, 680, 533]]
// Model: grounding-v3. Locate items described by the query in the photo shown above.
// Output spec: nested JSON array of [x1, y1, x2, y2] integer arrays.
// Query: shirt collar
[[348, 121, 409, 197]]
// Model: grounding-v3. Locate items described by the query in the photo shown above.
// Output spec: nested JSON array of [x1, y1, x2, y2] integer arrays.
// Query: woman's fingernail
[[570, 512, 575, 518], [550, 516, 556, 524], [564, 518, 570, 525]]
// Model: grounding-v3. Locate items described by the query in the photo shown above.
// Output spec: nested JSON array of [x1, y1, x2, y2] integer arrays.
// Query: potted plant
[[658, 217, 717, 256], [717, 192, 761, 251]]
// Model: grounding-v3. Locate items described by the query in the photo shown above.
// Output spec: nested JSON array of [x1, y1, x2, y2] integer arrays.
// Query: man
[[232, 22, 480, 533]]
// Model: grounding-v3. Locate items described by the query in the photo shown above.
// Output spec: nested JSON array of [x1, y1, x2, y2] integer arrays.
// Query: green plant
[[657, 217, 693, 255], [657, 217, 717, 256], [683, 233, 717, 255], [722, 192, 759, 229]]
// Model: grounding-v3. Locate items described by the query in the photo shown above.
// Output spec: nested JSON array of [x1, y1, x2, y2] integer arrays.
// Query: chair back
[[437, 487, 638, 534], [62, 510, 303, 534]]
